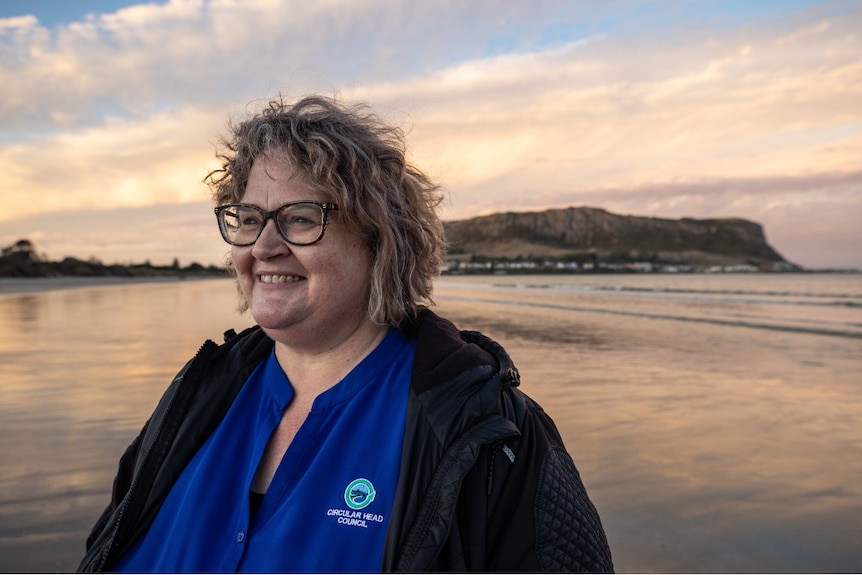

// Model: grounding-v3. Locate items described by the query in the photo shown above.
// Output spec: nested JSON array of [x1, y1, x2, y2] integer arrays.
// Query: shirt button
[[236, 530, 246, 543]]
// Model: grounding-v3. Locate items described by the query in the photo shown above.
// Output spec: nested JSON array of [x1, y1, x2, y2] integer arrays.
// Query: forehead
[[242, 152, 318, 204]]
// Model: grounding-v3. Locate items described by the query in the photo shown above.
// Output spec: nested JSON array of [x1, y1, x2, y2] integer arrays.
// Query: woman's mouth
[[257, 274, 305, 284]]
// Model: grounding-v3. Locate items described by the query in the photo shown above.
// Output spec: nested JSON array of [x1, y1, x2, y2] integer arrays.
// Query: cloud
[[388, 14, 861, 203], [0, 105, 222, 220], [1, 0, 860, 268], [1, 0, 586, 131]]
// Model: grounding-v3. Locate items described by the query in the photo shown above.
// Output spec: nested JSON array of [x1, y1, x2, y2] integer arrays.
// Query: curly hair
[[205, 94, 446, 326]]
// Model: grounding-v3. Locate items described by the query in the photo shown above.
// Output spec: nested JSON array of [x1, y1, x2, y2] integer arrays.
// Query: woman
[[78, 95, 613, 573]]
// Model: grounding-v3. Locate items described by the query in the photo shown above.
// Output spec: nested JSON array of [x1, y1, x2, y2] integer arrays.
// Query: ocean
[[1, 273, 860, 572]]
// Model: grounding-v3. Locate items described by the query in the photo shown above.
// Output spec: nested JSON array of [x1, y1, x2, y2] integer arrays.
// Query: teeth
[[259, 274, 304, 284]]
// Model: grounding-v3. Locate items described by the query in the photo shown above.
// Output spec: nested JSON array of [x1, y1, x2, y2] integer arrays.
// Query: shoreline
[[2, 269, 854, 297], [0, 275, 231, 295]]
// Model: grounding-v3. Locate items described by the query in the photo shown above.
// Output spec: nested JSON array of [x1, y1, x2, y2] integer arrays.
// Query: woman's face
[[231, 152, 375, 350]]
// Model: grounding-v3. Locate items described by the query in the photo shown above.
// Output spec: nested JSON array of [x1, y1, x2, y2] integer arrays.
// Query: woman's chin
[[249, 304, 299, 331]]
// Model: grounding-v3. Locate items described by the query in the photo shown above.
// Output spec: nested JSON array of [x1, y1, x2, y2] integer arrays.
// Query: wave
[[490, 282, 862, 308], [480, 282, 862, 309], [437, 294, 862, 340]]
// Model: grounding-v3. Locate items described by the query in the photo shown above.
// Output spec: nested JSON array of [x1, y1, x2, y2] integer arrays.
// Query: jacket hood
[[400, 308, 521, 448], [403, 308, 519, 389]]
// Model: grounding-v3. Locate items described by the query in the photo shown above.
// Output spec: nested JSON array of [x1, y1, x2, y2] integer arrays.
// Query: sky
[[0, 0, 860, 269]]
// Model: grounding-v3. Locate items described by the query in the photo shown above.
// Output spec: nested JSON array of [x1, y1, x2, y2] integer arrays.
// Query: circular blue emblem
[[344, 478, 376, 510]]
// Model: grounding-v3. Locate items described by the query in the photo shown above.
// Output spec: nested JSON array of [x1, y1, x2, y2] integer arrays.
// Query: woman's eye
[[288, 215, 313, 225], [281, 207, 322, 226], [239, 213, 262, 226]]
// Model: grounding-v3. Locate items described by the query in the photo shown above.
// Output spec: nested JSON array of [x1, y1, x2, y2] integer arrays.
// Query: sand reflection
[[0, 279, 251, 571], [434, 277, 862, 572]]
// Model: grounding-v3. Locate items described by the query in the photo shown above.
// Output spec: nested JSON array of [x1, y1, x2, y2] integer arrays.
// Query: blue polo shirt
[[116, 327, 415, 573]]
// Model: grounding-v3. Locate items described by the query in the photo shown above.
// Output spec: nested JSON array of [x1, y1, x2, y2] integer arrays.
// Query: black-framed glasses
[[214, 201, 339, 246]]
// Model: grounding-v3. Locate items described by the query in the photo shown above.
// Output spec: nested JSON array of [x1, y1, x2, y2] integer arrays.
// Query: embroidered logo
[[344, 478, 376, 510]]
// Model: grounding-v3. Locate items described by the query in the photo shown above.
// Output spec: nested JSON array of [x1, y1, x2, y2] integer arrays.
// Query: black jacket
[[78, 309, 613, 572]]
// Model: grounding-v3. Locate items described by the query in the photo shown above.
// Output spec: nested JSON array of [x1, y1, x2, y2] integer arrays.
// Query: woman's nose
[[251, 219, 290, 259]]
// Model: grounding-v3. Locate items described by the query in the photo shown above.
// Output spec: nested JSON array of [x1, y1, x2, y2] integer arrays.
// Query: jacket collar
[[401, 308, 521, 447], [403, 307, 519, 394]]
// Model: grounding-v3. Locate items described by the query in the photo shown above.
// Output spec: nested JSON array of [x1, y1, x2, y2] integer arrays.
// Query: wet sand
[[431, 277, 862, 572], [1, 275, 860, 572]]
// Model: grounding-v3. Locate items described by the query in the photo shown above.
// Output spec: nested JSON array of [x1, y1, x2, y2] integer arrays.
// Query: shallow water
[[433, 273, 862, 573], [1, 274, 860, 572], [0, 278, 254, 572]]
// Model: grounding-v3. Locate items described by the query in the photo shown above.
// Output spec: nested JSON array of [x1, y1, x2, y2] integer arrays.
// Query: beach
[[432, 274, 862, 572], [1, 274, 860, 572]]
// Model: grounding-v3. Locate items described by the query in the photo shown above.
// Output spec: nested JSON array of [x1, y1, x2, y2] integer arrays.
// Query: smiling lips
[[258, 274, 305, 284]]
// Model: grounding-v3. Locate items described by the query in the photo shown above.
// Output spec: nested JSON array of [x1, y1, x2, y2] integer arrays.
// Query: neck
[[269, 319, 389, 398]]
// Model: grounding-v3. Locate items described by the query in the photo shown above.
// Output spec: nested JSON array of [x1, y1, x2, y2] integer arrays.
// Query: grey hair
[[205, 94, 446, 326]]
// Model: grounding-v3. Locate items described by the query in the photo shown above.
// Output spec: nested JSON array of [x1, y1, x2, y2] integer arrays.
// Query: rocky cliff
[[443, 206, 790, 268]]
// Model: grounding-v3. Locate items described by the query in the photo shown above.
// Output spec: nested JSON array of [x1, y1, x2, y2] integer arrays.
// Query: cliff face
[[443, 206, 787, 266]]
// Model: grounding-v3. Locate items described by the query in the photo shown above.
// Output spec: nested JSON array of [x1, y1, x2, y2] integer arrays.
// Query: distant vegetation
[[0, 239, 226, 278]]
